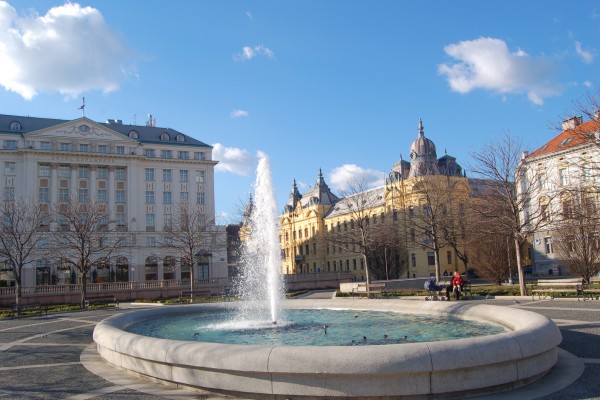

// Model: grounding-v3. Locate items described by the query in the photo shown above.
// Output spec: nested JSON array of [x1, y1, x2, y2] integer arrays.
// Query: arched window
[[176, 133, 185, 142], [9, 121, 21, 131], [116, 257, 129, 282], [163, 256, 176, 280], [128, 130, 139, 139], [145, 256, 158, 281], [180, 256, 191, 280], [160, 132, 170, 141]]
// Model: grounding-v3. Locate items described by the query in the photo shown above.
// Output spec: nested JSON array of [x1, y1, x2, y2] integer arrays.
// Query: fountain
[[93, 154, 562, 399]]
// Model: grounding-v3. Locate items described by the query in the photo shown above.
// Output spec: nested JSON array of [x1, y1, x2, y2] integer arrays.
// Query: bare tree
[[470, 133, 550, 295], [161, 204, 224, 300], [366, 216, 408, 280], [0, 198, 50, 305], [552, 188, 600, 283], [52, 199, 126, 308], [326, 181, 385, 285]]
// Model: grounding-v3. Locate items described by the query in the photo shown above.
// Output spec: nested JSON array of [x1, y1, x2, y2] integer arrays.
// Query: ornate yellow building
[[279, 120, 471, 281]]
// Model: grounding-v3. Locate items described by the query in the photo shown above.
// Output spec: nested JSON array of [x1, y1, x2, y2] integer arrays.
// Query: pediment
[[24, 118, 136, 143]]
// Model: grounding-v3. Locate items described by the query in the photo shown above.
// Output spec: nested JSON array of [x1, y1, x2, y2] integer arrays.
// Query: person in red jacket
[[446, 271, 465, 300]]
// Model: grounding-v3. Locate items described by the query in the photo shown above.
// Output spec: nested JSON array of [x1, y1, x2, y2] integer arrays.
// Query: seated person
[[445, 271, 465, 300]]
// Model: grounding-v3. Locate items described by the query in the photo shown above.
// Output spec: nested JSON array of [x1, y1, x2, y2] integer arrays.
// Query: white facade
[[518, 116, 600, 275], [0, 114, 227, 287]]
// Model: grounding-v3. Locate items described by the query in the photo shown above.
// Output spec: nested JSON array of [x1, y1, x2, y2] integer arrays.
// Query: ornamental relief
[[56, 123, 112, 138]]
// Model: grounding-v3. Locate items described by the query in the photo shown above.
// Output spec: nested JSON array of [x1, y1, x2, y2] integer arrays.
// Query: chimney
[[521, 151, 529, 160], [561, 116, 583, 131], [594, 110, 600, 121]]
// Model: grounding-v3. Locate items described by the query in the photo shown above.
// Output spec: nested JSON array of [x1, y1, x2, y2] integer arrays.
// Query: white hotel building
[[0, 114, 227, 288]]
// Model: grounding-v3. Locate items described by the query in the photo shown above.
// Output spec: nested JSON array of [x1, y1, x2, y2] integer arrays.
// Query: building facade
[[518, 116, 600, 275], [0, 114, 227, 288], [279, 120, 471, 280]]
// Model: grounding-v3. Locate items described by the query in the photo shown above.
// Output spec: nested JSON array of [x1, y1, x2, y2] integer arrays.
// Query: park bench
[[531, 278, 584, 301], [179, 289, 213, 303], [85, 295, 119, 310], [352, 282, 386, 298], [12, 303, 48, 319], [429, 278, 472, 300]]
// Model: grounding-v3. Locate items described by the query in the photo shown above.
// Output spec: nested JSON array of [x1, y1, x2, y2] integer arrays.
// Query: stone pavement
[[0, 298, 599, 400]]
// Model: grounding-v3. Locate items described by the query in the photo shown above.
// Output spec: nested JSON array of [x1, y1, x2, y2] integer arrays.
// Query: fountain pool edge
[[93, 299, 562, 399]]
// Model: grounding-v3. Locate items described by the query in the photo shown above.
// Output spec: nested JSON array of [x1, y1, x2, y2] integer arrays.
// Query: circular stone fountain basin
[[93, 299, 561, 399]]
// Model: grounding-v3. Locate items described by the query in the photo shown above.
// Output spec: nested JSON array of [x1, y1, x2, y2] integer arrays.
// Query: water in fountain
[[235, 153, 283, 325]]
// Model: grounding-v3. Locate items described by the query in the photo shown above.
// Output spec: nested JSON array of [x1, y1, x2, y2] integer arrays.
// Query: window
[[427, 252, 435, 266], [59, 188, 69, 202], [176, 134, 185, 142], [60, 143, 70, 151], [97, 167, 108, 179], [447, 251, 452, 265], [97, 144, 108, 153], [79, 144, 89, 152], [163, 191, 172, 204], [161, 149, 172, 159], [9, 121, 21, 131], [180, 192, 188, 203], [178, 151, 189, 159], [147, 237, 156, 247], [144, 149, 155, 158], [5, 162, 15, 176], [559, 168, 568, 186], [40, 141, 51, 150], [544, 237, 553, 254], [38, 188, 50, 203], [145, 214, 155, 228], [115, 190, 126, 203], [160, 132, 170, 141], [194, 152, 205, 160], [78, 166, 90, 178], [411, 253, 416, 267], [538, 172, 547, 190], [197, 192, 205, 205], [4, 187, 14, 201], [145, 191, 155, 204], [97, 189, 107, 203], [5, 140, 17, 149], [115, 167, 126, 180], [583, 163, 592, 182], [540, 198, 550, 221], [180, 170, 188, 182], [145, 168, 155, 181], [36, 164, 50, 177], [59, 165, 70, 178], [128, 130, 138, 139], [116, 214, 126, 227], [78, 188, 89, 202], [116, 146, 125, 155], [162, 169, 172, 182]]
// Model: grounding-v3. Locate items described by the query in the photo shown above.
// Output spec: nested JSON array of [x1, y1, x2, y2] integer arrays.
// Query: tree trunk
[[80, 272, 87, 309], [190, 263, 195, 302], [514, 237, 526, 296], [434, 250, 441, 282]]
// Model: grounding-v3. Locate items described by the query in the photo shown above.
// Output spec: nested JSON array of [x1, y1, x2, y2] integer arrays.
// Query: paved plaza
[[0, 296, 599, 400]]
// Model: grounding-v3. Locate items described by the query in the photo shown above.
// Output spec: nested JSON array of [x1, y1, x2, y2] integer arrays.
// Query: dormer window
[[128, 130, 139, 139], [176, 133, 185, 142], [9, 121, 21, 131], [160, 132, 170, 141]]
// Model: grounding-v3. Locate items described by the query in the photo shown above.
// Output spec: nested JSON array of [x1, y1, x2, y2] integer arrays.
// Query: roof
[[528, 119, 599, 158], [324, 186, 385, 219], [0, 114, 211, 148]]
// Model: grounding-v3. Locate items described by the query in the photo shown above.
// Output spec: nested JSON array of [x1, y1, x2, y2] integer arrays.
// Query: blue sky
[[1, 1, 599, 223]]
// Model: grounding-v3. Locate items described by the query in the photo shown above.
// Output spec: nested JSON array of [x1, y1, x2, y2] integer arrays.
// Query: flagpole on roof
[[78, 97, 86, 117]]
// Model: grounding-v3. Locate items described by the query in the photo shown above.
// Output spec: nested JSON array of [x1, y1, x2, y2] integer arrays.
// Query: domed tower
[[408, 119, 440, 178], [283, 179, 302, 213]]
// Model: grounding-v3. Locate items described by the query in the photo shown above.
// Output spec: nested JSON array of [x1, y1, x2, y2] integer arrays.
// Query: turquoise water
[[126, 309, 506, 346]]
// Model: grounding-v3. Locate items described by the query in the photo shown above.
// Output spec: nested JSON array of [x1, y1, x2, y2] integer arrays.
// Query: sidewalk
[[0, 298, 598, 399]]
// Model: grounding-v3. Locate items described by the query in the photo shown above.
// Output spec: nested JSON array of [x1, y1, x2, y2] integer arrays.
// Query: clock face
[[79, 125, 90, 133]]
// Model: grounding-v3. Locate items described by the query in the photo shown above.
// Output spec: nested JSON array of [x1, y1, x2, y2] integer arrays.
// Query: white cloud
[[233, 44, 274, 61], [583, 80, 593, 88], [230, 109, 249, 118], [575, 41, 593, 63], [438, 37, 561, 105], [328, 164, 385, 192], [246, 11, 253, 20], [212, 143, 256, 176], [0, 2, 135, 100]]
